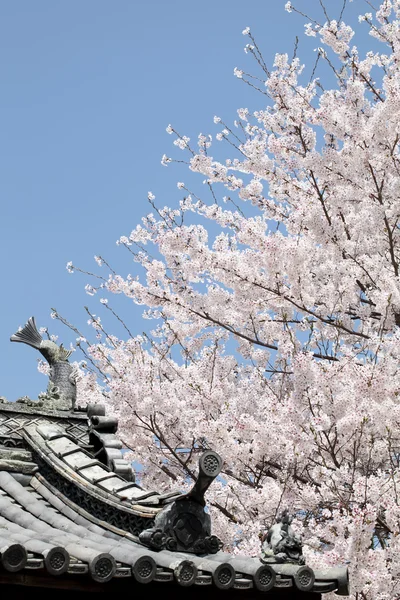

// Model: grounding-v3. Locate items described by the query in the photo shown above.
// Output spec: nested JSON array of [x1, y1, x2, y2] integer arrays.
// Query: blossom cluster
[[75, 4, 400, 598]]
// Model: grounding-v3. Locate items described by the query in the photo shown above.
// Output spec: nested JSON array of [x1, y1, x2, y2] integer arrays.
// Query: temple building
[[0, 317, 350, 598]]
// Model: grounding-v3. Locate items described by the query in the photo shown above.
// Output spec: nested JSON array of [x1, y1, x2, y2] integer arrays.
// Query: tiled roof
[[0, 401, 349, 596]]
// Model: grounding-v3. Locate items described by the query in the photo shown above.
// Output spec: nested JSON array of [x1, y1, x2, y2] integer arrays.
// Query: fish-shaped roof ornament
[[10, 317, 77, 411]]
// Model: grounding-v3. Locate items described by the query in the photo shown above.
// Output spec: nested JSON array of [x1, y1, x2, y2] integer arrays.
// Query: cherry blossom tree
[[65, 1, 400, 597]]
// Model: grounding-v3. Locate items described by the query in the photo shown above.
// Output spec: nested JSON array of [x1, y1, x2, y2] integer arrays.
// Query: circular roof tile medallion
[[253, 564, 276, 592], [132, 555, 156, 584], [199, 451, 222, 478], [45, 547, 70, 576], [213, 563, 236, 590], [174, 560, 198, 587], [89, 553, 117, 583], [2, 544, 28, 572], [174, 513, 203, 548], [294, 566, 315, 592]]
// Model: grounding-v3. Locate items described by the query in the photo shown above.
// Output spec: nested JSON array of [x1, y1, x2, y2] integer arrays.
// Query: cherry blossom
[[69, 3, 400, 598]]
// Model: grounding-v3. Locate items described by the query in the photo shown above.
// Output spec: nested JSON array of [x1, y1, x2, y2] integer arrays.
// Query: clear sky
[[0, 0, 369, 400]]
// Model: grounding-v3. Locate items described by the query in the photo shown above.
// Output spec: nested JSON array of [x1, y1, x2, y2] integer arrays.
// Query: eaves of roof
[[0, 401, 349, 597]]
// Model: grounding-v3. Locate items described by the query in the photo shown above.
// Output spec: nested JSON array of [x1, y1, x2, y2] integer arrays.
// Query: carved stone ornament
[[139, 450, 223, 554], [10, 317, 77, 411], [87, 403, 135, 482], [260, 509, 305, 565]]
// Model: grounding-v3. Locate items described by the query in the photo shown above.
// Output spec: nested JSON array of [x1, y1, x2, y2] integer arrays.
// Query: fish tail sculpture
[[10, 317, 77, 410]]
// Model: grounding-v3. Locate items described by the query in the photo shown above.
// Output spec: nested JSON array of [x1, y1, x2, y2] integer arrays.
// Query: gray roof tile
[[0, 404, 350, 595]]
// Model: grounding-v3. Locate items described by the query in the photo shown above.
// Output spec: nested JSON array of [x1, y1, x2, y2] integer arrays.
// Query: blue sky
[[0, 0, 370, 400]]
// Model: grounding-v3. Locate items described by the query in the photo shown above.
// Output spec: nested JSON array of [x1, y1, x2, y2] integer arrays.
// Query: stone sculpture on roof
[[0, 315, 350, 598], [261, 510, 304, 565], [10, 316, 77, 411]]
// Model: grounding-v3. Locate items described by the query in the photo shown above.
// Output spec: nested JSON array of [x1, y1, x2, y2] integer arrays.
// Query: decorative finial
[[139, 451, 223, 554], [260, 509, 305, 564], [10, 317, 77, 411]]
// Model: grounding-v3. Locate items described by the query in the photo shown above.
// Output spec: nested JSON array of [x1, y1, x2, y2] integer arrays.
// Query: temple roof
[[0, 399, 349, 596], [1, 316, 350, 596]]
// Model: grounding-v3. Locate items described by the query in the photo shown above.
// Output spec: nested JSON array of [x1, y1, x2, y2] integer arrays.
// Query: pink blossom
[[76, 4, 400, 597]]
